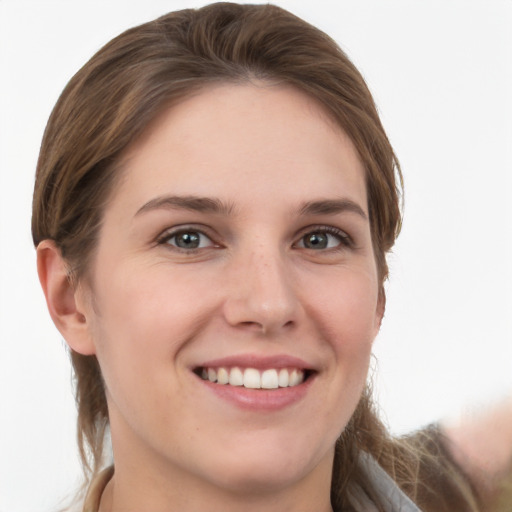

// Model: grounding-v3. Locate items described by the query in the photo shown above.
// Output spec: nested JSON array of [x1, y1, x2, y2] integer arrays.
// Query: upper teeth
[[200, 367, 305, 389]]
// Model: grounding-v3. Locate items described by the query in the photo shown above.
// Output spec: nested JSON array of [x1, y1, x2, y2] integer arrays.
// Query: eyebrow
[[135, 195, 236, 217], [135, 195, 367, 220], [298, 199, 368, 220]]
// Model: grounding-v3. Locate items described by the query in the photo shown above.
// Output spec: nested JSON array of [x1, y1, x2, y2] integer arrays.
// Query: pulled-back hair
[[32, 3, 478, 511]]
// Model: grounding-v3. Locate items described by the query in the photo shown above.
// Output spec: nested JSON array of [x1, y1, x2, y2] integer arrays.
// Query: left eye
[[296, 230, 348, 250], [162, 230, 214, 250]]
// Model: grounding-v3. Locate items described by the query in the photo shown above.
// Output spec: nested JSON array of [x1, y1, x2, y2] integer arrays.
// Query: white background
[[1, 1, 511, 510]]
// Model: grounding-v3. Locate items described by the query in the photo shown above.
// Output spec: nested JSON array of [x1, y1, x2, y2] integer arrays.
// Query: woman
[[30, 3, 510, 511]]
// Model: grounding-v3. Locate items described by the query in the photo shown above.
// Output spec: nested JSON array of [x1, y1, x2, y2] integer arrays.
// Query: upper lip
[[193, 353, 314, 371]]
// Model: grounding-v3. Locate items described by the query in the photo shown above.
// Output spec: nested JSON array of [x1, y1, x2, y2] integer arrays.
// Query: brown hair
[[32, 3, 477, 511]]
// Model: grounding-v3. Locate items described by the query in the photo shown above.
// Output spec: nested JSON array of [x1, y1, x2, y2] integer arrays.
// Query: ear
[[374, 287, 386, 334], [37, 240, 96, 355]]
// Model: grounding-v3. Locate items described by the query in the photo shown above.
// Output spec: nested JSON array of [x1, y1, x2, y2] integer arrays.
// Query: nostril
[[236, 320, 267, 333]]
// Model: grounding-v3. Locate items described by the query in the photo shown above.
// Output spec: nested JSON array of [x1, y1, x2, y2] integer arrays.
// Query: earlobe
[[36, 240, 96, 355]]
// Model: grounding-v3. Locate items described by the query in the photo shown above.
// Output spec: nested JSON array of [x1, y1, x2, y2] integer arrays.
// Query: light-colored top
[[82, 466, 113, 512], [347, 452, 422, 511]]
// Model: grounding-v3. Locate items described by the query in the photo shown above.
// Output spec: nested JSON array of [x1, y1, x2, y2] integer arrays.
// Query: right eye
[[159, 229, 215, 251]]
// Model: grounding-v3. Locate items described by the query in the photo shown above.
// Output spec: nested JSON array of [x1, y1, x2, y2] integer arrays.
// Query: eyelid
[[294, 225, 354, 249], [156, 224, 219, 250], [154, 223, 354, 252]]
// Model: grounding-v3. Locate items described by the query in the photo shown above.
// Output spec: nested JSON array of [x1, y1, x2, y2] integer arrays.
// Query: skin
[[38, 83, 384, 512]]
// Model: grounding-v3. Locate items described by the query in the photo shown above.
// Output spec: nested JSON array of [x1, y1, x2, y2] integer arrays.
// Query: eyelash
[[294, 226, 353, 251], [157, 226, 217, 253], [156, 225, 354, 253]]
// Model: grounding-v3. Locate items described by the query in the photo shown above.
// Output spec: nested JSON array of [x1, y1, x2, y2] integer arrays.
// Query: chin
[[209, 462, 308, 495], [195, 435, 333, 496]]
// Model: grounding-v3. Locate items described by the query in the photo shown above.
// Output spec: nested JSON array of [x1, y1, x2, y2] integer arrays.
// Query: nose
[[222, 246, 299, 335]]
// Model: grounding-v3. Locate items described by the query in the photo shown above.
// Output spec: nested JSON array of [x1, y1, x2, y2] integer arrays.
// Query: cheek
[[310, 269, 380, 349], [308, 270, 379, 428], [87, 271, 201, 439], [88, 263, 222, 395], [309, 267, 379, 345], [87, 269, 175, 384], [93, 262, 210, 337]]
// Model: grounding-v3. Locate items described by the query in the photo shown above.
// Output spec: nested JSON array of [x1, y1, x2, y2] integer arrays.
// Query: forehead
[[115, 83, 367, 213]]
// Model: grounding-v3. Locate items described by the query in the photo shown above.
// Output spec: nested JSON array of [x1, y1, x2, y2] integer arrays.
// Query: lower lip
[[197, 375, 314, 411]]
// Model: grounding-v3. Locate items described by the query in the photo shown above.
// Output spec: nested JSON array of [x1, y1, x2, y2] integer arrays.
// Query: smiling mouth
[[194, 366, 313, 389]]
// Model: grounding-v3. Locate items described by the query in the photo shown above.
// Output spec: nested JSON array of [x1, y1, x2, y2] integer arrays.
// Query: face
[[78, 84, 383, 497]]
